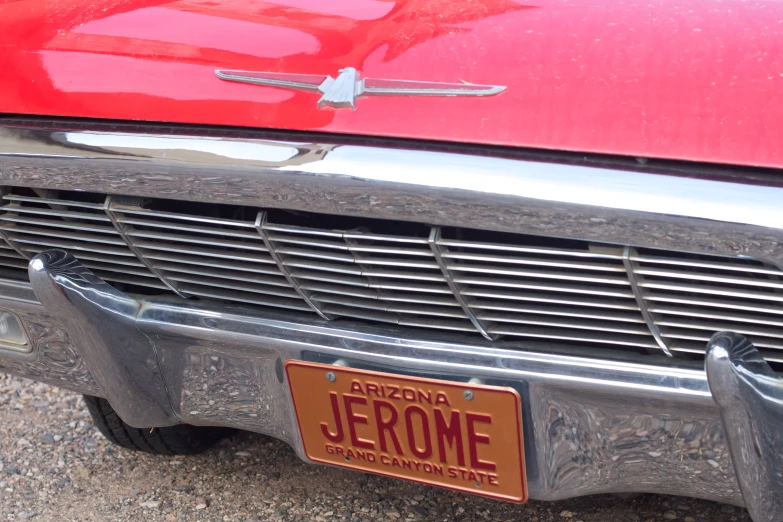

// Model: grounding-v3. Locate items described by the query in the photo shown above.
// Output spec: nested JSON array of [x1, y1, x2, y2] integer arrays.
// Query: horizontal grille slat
[[0, 205, 111, 222], [283, 260, 363, 275], [471, 301, 645, 323], [436, 240, 624, 259], [134, 241, 276, 264], [659, 320, 783, 341], [144, 253, 278, 273], [117, 217, 262, 239], [440, 252, 626, 272], [110, 207, 256, 228], [630, 254, 782, 276], [456, 277, 636, 299], [0, 225, 128, 246], [275, 247, 355, 263], [90, 271, 170, 290], [662, 327, 783, 350], [155, 262, 285, 282], [639, 281, 783, 302], [637, 267, 783, 290], [126, 229, 269, 252], [479, 313, 651, 335], [311, 294, 464, 318], [0, 216, 120, 235], [643, 291, 783, 315], [487, 325, 661, 349], [177, 284, 313, 312], [14, 237, 136, 257], [461, 289, 640, 310], [2, 195, 105, 210], [647, 304, 783, 328], [168, 274, 299, 298]]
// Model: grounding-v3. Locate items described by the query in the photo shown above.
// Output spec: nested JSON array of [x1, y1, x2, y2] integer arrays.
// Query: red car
[[0, 0, 781, 520]]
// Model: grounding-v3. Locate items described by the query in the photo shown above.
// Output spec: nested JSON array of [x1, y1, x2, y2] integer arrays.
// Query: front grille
[[1, 188, 781, 365]]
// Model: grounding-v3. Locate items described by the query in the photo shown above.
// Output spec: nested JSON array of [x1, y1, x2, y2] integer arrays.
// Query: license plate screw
[[463, 390, 474, 401], [475, 481, 482, 488], [326, 371, 336, 382]]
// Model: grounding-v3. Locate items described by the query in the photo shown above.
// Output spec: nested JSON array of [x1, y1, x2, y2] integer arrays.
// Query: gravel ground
[[0, 374, 752, 522]]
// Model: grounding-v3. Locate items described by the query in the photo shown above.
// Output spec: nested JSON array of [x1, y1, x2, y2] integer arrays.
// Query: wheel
[[83, 395, 233, 455]]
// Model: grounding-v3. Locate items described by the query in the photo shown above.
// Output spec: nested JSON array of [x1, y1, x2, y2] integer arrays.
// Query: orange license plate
[[286, 361, 527, 502]]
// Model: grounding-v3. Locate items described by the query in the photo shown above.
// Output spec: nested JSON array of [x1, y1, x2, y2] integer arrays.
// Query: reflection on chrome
[[13, 249, 747, 508], [706, 333, 783, 522]]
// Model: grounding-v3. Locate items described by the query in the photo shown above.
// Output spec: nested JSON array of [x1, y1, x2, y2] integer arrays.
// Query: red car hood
[[1, 0, 782, 168]]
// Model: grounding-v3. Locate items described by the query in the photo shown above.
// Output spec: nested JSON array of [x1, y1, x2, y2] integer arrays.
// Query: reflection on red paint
[[2, 0, 783, 168]]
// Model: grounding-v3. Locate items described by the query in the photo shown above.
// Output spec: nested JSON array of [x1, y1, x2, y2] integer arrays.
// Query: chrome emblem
[[214, 67, 506, 110]]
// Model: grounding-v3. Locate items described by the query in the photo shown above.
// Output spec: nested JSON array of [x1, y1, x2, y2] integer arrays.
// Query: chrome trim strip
[[5, 251, 746, 508], [103, 196, 188, 298], [428, 227, 495, 340], [622, 246, 673, 356], [0, 121, 781, 273], [255, 211, 331, 320]]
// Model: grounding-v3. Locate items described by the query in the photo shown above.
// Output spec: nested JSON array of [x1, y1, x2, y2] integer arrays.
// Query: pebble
[[39, 433, 55, 444], [140, 501, 160, 509], [663, 511, 678, 520]]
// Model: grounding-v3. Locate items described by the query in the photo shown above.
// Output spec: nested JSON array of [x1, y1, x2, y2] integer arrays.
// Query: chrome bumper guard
[[1, 250, 779, 520]]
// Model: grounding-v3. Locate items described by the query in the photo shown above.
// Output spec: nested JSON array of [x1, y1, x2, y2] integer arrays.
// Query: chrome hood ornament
[[214, 67, 506, 110]]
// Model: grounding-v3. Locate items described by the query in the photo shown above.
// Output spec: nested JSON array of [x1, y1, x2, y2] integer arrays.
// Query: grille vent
[[0, 188, 781, 364]]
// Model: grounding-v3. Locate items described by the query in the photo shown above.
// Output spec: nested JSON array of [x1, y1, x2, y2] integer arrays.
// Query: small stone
[[647, 452, 661, 458], [73, 467, 91, 480], [17, 512, 35, 521], [684, 517, 696, 522], [235, 451, 251, 457], [370, 494, 381, 502], [195, 503, 207, 510], [386, 512, 401, 519], [663, 511, 678, 520], [173, 484, 193, 493], [16, 438, 31, 446], [413, 506, 428, 516], [707, 460, 720, 468], [53, 435, 62, 442], [560, 511, 574, 519], [4, 466, 20, 475], [140, 500, 161, 508], [413, 495, 424, 502], [39, 434, 55, 444]]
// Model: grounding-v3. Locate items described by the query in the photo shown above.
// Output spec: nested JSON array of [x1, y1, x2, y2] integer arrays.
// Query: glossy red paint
[[1, 0, 782, 167]]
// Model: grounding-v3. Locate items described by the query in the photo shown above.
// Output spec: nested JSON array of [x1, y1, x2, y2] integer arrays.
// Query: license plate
[[285, 361, 527, 502]]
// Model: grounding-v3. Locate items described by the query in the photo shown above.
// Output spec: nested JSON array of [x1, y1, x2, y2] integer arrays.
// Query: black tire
[[83, 395, 233, 455]]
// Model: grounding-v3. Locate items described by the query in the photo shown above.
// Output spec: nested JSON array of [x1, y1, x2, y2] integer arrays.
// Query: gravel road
[[0, 373, 752, 522]]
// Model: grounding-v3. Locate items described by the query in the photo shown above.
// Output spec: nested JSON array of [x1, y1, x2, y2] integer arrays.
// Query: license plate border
[[285, 360, 528, 503]]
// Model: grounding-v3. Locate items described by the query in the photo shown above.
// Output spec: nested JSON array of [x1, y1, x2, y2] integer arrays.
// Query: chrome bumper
[[3, 250, 782, 521]]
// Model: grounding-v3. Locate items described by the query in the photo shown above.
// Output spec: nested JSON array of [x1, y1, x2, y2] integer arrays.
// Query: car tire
[[83, 395, 233, 455]]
